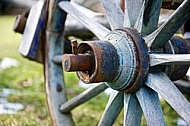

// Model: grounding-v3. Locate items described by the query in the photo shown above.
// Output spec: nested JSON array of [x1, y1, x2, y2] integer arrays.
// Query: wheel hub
[[63, 28, 149, 92]]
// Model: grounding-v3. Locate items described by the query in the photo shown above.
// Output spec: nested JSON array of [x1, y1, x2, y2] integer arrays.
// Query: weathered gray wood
[[64, 1, 110, 39], [99, 0, 124, 30], [183, 31, 190, 42], [72, 0, 99, 9], [123, 0, 142, 28], [174, 79, 190, 94], [134, 0, 162, 35], [145, 72, 190, 124], [44, 0, 74, 125], [18, 0, 45, 62], [98, 91, 123, 126], [183, 32, 190, 39], [124, 93, 142, 126], [53, 55, 63, 64], [64, 14, 110, 39], [60, 83, 107, 113], [136, 87, 165, 126], [149, 54, 190, 66], [145, 0, 190, 48], [183, 32, 190, 46], [59, 1, 110, 40], [71, 1, 102, 17]]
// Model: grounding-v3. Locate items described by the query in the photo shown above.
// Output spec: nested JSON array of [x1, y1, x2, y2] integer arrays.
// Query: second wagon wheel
[[58, 0, 190, 125]]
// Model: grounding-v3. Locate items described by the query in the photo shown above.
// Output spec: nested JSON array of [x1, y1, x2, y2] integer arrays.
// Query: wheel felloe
[[164, 36, 190, 81]]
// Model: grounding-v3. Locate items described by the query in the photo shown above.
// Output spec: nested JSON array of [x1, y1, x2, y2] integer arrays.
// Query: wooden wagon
[[13, 0, 190, 125]]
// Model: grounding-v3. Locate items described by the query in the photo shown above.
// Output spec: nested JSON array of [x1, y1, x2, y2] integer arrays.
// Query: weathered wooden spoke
[[145, 73, 190, 125], [145, 0, 190, 48], [124, 93, 142, 126], [98, 91, 123, 126], [134, 0, 162, 35], [100, 0, 124, 30], [59, 1, 110, 39], [60, 83, 107, 113], [123, 0, 142, 28], [149, 54, 190, 66], [136, 87, 165, 126]]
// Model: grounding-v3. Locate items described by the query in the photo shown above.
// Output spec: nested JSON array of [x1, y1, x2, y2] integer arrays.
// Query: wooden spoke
[[145, 0, 190, 48], [145, 72, 190, 125], [123, 0, 142, 28], [149, 54, 190, 66], [98, 91, 123, 126], [100, 0, 124, 30], [136, 87, 165, 126], [60, 83, 107, 113], [59, 1, 110, 40], [70, 1, 103, 17], [124, 93, 142, 126], [134, 0, 162, 35]]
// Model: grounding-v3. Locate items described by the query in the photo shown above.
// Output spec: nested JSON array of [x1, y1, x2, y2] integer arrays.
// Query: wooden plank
[[98, 91, 123, 126], [18, 0, 45, 62], [145, 0, 190, 48], [124, 93, 142, 126], [149, 54, 190, 66], [59, 1, 110, 40], [145, 72, 190, 125], [123, 0, 142, 28], [136, 87, 165, 126], [44, 0, 74, 125], [99, 0, 124, 30], [60, 83, 107, 113], [134, 0, 162, 35]]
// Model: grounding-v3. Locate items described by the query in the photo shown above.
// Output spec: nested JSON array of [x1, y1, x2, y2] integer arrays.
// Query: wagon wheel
[[45, 0, 190, 125]]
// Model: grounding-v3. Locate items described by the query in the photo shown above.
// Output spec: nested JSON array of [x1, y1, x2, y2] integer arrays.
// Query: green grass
[[0, 15, 50, 125], [0, 15, 188, 126]]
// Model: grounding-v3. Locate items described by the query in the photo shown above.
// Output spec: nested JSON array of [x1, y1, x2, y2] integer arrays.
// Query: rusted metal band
[[119, 28, 149, 92], [76, 41, 119, 83]]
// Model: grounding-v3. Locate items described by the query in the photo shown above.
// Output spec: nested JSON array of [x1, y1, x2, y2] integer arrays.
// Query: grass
[[0, 15, 189, 126], [0, 15, 50, 125]]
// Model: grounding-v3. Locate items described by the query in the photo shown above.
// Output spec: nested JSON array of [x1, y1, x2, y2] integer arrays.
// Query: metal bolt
[[71, 39, 78, 54], [57, 84, 63, 92], [13, 15, 27, 34]]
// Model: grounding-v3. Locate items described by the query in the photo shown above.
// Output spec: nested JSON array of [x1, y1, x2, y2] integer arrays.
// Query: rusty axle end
[[62, 54, 94, 72]]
